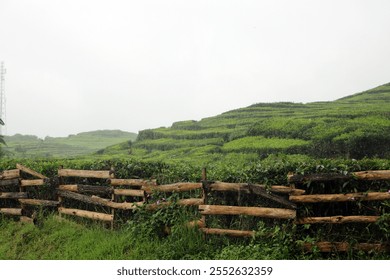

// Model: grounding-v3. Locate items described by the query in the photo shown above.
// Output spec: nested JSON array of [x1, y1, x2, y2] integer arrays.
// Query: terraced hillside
[[100, 83, 390, 163], [3, 130, 137, 158]]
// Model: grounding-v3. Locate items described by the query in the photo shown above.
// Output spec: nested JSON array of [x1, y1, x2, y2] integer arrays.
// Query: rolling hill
[[2, 130, 137, 158], [99, 83, 390, 163]]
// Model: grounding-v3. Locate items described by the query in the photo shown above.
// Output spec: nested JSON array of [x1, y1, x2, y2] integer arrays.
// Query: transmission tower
[[0, 61, 6, 135]]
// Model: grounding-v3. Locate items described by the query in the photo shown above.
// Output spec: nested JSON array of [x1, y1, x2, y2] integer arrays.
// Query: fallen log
[[199, 205, 296, 219], [0, 169, 20, 180], [290, 192, 390, 203], [58, 169, 114, 179], [200, 228, 255, 238], [16, 163, 47, 179], [58, 207, 113, 222], [295, 215, 380, 224], [0, 192, 27, 199], [18, 199, 59, 207], [303, 242, 389, 252], [0, 208, 22, 216]]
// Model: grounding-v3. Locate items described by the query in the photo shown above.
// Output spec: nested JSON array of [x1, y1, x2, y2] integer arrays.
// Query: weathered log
[[288, 170, 390, 183], [58, 207, 113, 222], [145, 198, 204, 211], [20, 216, 35, 224], [16, 163, 47, 179], [18, 199, 60, 207], [90, 195, 142, 210], [199, 205, 296, 219], [290, 192, 390, 203], [0, 169, 20, 180], [142, 182, 202, 193], [0, 178, 19, 187], [200, 228, 255, 237], [208, 182, 299, 209], [58, 184, 113, 195], [111, 193, 115, 230], [208, 182, 305, 196], [20, 179, 45, 187], [57, 190, 112, 208], [58, 169, 114, 179], [77, 184, 113, 195], [0, 192, 27, 199], [209, 182, 251, 193], [178, 198, 204, 206], [295, 215, 380, 224], [288, 172, 351, 183], [0, 208, 22, 216], [58, 184, 78, 192], [109, 178, 157, 186], [303, 242, 390, 252], [114, 189, 145, 197], [269, 185, 306, 195], [187, 219, 205, 228], [353, 170, 390, 180], [249, 185, 297, 209]]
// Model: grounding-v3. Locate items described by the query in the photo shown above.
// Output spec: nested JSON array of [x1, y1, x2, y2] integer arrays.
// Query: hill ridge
[[100, 83, 390, 162], [3, 129, 137, 158]]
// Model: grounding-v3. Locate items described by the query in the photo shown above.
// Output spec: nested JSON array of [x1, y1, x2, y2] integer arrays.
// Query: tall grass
[[1, 213, 388, 260]]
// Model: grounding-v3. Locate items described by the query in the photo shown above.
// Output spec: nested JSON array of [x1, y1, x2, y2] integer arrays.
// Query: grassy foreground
[[0, 214, 207, 260], [0, 213, 388, 260]]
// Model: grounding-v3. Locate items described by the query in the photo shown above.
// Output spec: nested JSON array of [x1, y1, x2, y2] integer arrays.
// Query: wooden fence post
[[110, 166, 115, 230], [201, 168, 208, 233], [58, 166, 63, 218]]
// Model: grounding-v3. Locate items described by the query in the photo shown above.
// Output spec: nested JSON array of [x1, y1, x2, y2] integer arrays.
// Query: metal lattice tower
[[0, 61, 6, 134]]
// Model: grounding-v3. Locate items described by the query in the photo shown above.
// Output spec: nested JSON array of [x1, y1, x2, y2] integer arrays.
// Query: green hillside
[[3, 130, 137, 158], [99, 83, 390, 163]]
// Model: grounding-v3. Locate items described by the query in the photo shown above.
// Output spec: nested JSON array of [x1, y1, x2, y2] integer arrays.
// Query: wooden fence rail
[[199, 205, 296, 219]]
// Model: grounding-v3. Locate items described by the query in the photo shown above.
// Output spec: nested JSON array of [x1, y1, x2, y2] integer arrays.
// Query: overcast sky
[[1, 0, 390, 138]]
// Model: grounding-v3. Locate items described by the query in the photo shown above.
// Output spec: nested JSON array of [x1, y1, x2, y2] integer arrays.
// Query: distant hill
[[99, 83, 390, 163], [3, 130, 137, 158]]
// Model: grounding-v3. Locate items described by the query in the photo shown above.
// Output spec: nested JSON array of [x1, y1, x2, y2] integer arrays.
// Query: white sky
[[1, 0, 390, 138]]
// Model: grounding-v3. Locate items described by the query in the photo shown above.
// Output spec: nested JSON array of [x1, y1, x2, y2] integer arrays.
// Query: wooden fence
[[0, 164, 58, 223], [1, 165, 389, 253], [288, 170, 390, 253]]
